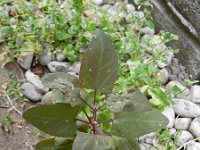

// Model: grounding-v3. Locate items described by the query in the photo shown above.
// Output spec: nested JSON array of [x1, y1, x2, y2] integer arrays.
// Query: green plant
[[0, 113, 15, 132], [23, 30, 168, 150], [184, 75, 199, 86], [156, 129, 177, 150], [0, 72, 25, 115]]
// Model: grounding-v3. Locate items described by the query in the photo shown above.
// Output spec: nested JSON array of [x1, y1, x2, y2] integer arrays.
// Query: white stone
[[68, 61, 81, 74], [47, 61, 69, 72], [137, 11, 145, 19], [108, 6, 118, 19], [187, 141, 200, 150], [169, 128, 176, 135], [189, 85, 200, 103], [157, 51, 174, 68], [189, 118, 200, 140], [140, 27, 155, 35], [175, 118, 192, 130], [41, 91, 54, 104], [173, 98, 200, 118], [25, 70, 48, 92], [79, 47, 87, 53], [38, 51, 52, 66], [92, 0, 103, 5], [162, 107, 175, 128], [157, 68, 169, 84], [21, 83, 42, 102], [138, 132, 156, 144], [176, 130, 193, 146], [126, 4, 135, 13], [18, 51, 34, 70], [56, 53, 66, 62], [140, 143, 157, 150], [165, 81, 190, 98]]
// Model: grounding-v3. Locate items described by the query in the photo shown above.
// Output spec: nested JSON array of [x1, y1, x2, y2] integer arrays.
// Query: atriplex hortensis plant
[[23, 29, 168, 150]]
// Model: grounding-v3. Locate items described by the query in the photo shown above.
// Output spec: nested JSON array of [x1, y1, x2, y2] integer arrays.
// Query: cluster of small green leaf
[[156, 129, 183, 150], [0, 0, 178, 110], [0, 113, 14, 132], [0, 0, 94, 62]]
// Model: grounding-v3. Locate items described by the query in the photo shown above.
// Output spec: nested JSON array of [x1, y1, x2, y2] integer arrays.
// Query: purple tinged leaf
[[23, 103, 80, 137], [112, 136, 140, 150], [108, 91, 153, 113], [72, 132, 113, 150], [112, 110, 168, 140], [79, 29, 118, 94]]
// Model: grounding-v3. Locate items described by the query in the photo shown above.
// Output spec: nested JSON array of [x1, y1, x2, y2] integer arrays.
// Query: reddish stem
[[83, 109, 93, 126], [93, 90, 97, 134], [97, 101, 107, 111], [79, 93, 93, 110], [79, 90, 112, 135]]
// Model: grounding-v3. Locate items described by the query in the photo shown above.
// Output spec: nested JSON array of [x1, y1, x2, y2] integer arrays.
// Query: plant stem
[[97, 101, 107, 111], [93, 89, 97, 134], [79, 93, 93, 110], [0, 90, 22, 115], [83, 109, 93, 125], [93, 90, 97, 106]]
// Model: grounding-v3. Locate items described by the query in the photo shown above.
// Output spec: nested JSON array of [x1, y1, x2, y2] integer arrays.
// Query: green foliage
[[184, 76, 199, 86], [23, 30, 168, 150], [6, 72, 25, 104], [0, 0, 178, 109], [148, 87, 171, 111], [0, 113, 15, 132], [156, 129, 177, 150]]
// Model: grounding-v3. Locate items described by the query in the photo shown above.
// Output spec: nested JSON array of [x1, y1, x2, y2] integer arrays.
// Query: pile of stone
[[140, 56, 200, 149], [18, 51, 80, 103]]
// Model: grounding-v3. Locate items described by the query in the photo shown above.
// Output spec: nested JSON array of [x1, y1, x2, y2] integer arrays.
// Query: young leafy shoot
[[22, 30, 168, 150]]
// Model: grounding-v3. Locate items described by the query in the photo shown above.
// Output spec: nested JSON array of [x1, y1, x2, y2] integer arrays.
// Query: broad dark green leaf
[[23, 103, 79, 137], [72, 132, 113, 150], [42, 72, 80, 102], [112, 136, 140, 150], [79, 29, 118, 94], [112, 110, 168, 139], [108, 91, 152, 113], [36, 138, 74, 150]]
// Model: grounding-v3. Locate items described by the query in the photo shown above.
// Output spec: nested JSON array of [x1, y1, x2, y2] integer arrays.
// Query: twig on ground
[[0, 90, 22, 115]]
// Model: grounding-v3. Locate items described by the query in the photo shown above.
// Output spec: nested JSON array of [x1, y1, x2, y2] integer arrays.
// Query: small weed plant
[[23, 30, 168, 150], [0, 113, 15, 132]]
